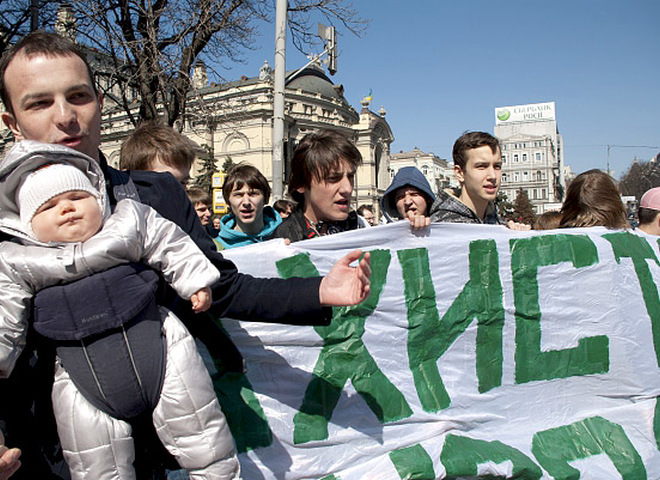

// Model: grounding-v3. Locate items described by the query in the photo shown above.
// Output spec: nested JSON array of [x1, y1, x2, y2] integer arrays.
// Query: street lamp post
[[272, 0, 287, 200]]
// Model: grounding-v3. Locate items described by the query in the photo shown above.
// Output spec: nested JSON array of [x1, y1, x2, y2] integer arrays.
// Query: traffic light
[[318, 23, 337, 75]]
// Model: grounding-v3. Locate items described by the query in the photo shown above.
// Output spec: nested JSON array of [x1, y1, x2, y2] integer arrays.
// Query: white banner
[[216, 222, 660, 479]]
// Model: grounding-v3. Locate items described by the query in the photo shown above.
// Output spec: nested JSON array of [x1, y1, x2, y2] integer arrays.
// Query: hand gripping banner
[[214, 222, 660, 480]]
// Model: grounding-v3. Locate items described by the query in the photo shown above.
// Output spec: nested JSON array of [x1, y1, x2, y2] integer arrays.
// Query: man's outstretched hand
[[319, 250, 371, 306]]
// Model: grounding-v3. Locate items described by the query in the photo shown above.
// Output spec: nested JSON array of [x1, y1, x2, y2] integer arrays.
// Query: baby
[[0, 141, 240, 479]]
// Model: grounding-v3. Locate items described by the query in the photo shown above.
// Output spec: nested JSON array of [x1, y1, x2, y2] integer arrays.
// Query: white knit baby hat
[[18, 163, 103, 236]]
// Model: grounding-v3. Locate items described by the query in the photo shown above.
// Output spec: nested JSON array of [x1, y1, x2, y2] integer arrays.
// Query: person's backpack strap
[[106, 167, 140, 203]]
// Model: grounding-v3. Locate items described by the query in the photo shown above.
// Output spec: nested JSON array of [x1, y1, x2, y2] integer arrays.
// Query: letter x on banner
[[215, 222, 660, 479]]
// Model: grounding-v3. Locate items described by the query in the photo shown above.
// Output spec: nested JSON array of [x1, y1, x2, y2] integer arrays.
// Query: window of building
[[536, 152, 542, 162], [522, 153, 528, 162], [523, 171, 529, 181], [542, 188, 547, 199], [422, 165, 429, 176], [502, 172, 507, 183], [537, 170, 542, 181], [502, 154, 507, 163], [514, 172, 520, 182], [514, 154, 519, 163]]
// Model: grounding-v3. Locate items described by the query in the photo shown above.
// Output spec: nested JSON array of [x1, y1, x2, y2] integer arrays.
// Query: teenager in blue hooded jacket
[[217, 163, 282, 248]]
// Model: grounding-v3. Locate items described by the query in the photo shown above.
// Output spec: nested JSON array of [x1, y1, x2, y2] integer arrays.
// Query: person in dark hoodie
[[380, 166, 435, 223], [217, 163, 282, 248]]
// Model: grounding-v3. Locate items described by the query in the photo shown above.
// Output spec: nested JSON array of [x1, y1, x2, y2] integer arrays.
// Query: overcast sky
[[235, 0, 659, 177]]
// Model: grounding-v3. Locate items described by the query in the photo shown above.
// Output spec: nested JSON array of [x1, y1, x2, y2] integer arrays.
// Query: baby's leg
[[153, 309, 241, 480], [52, 359, 136, 480]]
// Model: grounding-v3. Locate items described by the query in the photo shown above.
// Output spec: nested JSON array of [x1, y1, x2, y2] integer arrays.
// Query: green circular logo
[[497, 109, 511, 121]]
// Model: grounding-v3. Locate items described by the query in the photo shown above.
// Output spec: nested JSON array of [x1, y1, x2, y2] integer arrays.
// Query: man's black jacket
[[113, 164, 330, 325]]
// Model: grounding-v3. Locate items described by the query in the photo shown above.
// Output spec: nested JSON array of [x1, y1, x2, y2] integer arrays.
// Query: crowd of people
[[0, 30, 657, 480]]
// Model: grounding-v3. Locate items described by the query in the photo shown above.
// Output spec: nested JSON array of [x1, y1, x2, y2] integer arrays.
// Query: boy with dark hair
[[356, 204, 375, 226], [637, 187, 660, 235], [187, 187, 213, 226], [273, 129, 364, 242], [430, 131, 503, 224], [120, 121, 196, 186], [217, 163, 282, 248]]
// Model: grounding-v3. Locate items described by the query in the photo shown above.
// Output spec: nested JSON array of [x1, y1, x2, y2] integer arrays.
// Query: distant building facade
[[0, 59, 394, 215], [389, 148, 456, 195], [494, 102, 568, 213], [101, 63, 394, 215]]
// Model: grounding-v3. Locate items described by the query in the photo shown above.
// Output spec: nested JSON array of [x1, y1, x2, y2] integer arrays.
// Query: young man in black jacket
[[0, 31, 370, 479], [273, 129, 364, 242]]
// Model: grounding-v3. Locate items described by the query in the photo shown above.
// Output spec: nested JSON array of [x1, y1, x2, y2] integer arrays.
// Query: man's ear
[[1, 112, 23, 141], [453, 164, 464, 184]]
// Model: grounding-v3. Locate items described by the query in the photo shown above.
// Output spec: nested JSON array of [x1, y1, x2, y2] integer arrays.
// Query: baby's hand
[[191, 287, 212, 313]]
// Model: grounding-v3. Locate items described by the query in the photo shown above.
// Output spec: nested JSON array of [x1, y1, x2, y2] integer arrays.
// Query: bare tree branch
[[66, 0, 365, 125]]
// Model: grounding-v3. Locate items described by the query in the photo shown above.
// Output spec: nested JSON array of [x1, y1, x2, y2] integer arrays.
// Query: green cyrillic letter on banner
[[389, 443, 435, 480], [440, 434, 542, 479], [532, 416, 646, 479], [510, 234, 609, 384], [210, 371, 271, 452], [277, 251, 413, 445], [399, 241, 504, 412], [604, 232, 660, 366]]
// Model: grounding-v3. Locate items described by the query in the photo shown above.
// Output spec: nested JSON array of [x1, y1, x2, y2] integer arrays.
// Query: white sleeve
[[121, 201, 220, 299], [0, 256, 32, 378]]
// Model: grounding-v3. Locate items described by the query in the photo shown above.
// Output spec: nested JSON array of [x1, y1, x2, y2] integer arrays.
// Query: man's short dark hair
[[0, 31, 97, 114], [638, 206, 660, 226], [273, 199, 296, 214], [120, 121, 196, 172], [288, 129, 362, 205], [222, 163, 271, 204], [452, 131, 501, 169], [357, 205, 373, 216], [187, 187, 211, 206]]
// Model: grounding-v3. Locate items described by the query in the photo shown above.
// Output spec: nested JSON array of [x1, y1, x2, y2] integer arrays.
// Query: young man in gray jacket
[[430, 131, 530, 230]]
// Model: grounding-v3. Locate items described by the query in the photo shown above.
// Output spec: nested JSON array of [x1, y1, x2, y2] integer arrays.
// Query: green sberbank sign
[[496, 101, 556, 124]]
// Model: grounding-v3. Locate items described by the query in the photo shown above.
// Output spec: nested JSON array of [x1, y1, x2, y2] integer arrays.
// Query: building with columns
[[494, 102, 568, 213], [96, 62, 394, 215]]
